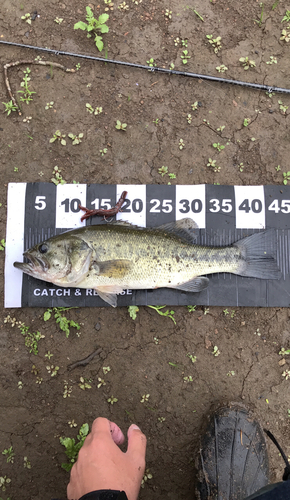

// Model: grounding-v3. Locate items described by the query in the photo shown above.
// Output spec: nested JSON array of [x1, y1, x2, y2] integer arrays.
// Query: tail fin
[[234, 230, 281, 280]]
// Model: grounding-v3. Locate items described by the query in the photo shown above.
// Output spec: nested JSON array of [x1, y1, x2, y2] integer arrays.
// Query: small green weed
[[148, 305, 176, 325], [266, 56, 277, 65], [54, 17, 63, 24], [0, 475, 11, 492], [141, 469, 153, 488], [23, 456, 31, 469], [283, 172, 290, 185], [254, 2, 264, 26], [74, 7, 109, 52], [165, 9, 172, 19], [187, 353, 197, 363], [46, 364, 59, 377], [44, 307, 80, 338], [181, 50, 191, 64], [279, 347, 290, 355], [278, 100, 288, 114], [238, 162, 244, 173], [108, 395, 118, 404], [0, 239, 5, 251], [207, 158, 220, 173], [282, 10, 290, 22], [146, 58, 156, 67], [212, 345, 220, 356], [187, 113, 192, 124], [2, 100, 17, 116], [187, 305, 196, 312], [51, 166, 66, 185], [239, 57, 256, 70], [115, 120, 127, 131], [216, 64, 228, 73], [193, 9, 204, 21], [212, 142, 225, 152], [179, 138, 185, 149], [4, 314, 44, 355], [78, 377, 92, 390], [21, 13, 31, 24], [140, 394, 150, 403], [2, 447, 15, 464], [68, 132, 84, 145], [243, 118, 250, 127], [50, 130, 66, 145], [45, 101, 54, 110], [128, 305, 139, 320], [118, 2, 129, 11], [280, 28, 290, 42], [60, 423, 89, 472], [18, 321, 44, 355], [191, 101, 198, 111], [181, 38, 188, 47], [17, 68, 36, 104], [206, 34, 222, 53], [100, 148, 108, 156], [86, 103, 103, 115], [282, 369, 290, 380]]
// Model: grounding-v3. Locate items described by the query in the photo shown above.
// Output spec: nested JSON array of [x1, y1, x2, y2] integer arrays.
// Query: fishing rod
[[1, 39, 290, 94]]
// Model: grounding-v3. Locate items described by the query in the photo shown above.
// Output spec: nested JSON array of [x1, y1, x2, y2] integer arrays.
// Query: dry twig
[[3, 60, 75, 114]]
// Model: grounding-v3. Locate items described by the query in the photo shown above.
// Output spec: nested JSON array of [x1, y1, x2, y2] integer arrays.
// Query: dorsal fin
[[157, 218, 199, 244]]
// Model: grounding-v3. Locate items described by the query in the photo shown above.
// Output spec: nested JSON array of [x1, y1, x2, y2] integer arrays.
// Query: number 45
[[268, 199, 290, 213], [35, 196, 46, 210]]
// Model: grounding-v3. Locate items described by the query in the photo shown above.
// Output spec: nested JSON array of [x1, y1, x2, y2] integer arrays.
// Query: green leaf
[[61, 462, 73, 472], [99, 24, 109, 33], [86, 6, 94, 19], [43, 311, 51, 321], [95, 35, 103, 51], [128, 305, 139, 320], [74, 21, 88, 30], [78, 423, 89, 438], [98, 13, 109, 24]]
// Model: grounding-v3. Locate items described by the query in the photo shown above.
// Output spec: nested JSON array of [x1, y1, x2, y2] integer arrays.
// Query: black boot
[[196, 403, 269, 500]]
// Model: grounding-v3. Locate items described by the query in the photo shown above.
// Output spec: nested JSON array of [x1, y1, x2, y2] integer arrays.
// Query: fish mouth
[[14, 252, 49, 273]]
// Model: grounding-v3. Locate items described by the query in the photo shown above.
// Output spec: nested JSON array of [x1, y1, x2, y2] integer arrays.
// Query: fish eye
[[38, 244, 48, 254]]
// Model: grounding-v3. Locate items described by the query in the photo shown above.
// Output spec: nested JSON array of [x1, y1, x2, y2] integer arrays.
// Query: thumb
[[127, 424, 147, 465]]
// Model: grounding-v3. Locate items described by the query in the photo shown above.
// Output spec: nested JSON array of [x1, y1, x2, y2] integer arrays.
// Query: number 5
[[35, 196, 46, 210]]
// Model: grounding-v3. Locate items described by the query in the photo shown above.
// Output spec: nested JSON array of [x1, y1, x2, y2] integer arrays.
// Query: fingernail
[[131, 424, 141, 430]]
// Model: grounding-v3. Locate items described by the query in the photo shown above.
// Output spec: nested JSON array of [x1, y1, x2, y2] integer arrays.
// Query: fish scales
[[75, 225, 241, 289]]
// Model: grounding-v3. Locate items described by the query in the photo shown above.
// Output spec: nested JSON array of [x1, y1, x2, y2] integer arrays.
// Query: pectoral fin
[[170, 276, 209, 292], [90, 259, 132, 279]]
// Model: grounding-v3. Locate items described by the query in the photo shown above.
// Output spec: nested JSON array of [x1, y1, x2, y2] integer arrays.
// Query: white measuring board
[[5, 183, 290, 308]]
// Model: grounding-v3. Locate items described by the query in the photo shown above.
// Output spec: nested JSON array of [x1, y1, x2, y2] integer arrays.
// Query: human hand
[[67, 417, 147, 500]]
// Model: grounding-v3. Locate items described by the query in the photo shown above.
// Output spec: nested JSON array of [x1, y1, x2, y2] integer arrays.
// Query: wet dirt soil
[[0, 0, 290, 499]]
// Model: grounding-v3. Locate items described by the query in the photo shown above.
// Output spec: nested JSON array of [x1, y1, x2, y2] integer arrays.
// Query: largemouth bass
[[13, 219, 280, 307]]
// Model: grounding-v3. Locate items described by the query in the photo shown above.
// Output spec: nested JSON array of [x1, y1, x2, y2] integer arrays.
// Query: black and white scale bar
[[5, 183, 290, 308]]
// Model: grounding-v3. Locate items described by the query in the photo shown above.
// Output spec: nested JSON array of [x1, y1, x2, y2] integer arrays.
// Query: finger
[[91, 416, 111, 436], [127, 424, 147, 462], [110, 421, 125, 445]]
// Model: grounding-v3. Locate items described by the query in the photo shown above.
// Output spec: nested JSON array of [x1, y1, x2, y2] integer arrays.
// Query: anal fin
[[169, 276, 209, 292]]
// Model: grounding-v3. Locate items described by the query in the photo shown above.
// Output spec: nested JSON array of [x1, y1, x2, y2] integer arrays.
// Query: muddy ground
[[1, 0, 290, 499]]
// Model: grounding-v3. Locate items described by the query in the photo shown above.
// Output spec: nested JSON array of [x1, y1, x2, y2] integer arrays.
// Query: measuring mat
[[5, 183, 290, 308]]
